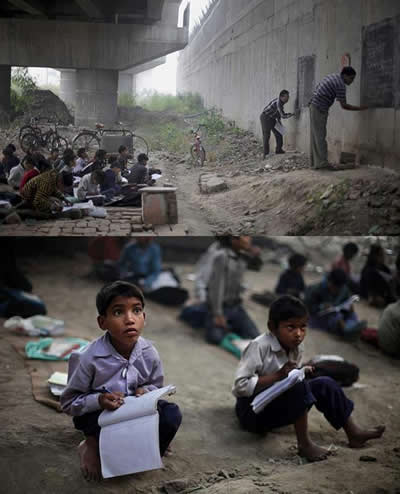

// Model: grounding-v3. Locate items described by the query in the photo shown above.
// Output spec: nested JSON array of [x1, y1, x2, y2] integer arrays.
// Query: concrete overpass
[[0, 0, 189, 125]]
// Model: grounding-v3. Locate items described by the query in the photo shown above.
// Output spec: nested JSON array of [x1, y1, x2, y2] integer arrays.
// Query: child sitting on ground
[[304, 269, 366, 338], [60, 281, 182, 482], [76, 169, 105, 200], [233, 295, 385, 462], [275, 253, 307, 298]]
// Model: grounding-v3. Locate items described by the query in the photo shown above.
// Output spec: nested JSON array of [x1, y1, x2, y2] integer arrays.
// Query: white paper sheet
[[251, 368, 305, 414], [98, 385, 176, 478], [152, 173, 162, 181], [274, 121, 287, 136]]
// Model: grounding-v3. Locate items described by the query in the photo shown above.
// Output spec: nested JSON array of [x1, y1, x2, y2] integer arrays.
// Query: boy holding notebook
[[61, 281, 182, 481], [232, 295, 384, 462]]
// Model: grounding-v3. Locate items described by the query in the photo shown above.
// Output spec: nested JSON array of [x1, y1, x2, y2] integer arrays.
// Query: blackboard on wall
[[297, 55, 316, 108], [361, 16, 400, 108]]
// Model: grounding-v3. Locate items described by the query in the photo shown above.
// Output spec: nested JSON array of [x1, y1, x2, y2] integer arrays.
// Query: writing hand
[[135, 387, 148, 397], [278, 361, 297, 379], [99, 392, 125, 411]]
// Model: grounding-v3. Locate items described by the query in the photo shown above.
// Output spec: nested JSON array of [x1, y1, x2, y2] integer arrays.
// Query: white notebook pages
[[98, 384, 176, 478], [251, 368, 305, 414]]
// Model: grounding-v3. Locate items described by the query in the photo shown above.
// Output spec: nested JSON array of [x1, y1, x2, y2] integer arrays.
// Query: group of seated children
[[60, 280, 384, 482], [0, 142, 160, 215]]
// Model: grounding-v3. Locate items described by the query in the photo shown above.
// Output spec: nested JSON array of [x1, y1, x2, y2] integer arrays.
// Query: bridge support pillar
[[0, 65, 11, 118], [75, 68, 118, 127]]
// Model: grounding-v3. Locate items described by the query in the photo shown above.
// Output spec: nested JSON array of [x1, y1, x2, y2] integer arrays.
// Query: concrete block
[[199, 174, 228, 194], [142, 188, 178, 225]]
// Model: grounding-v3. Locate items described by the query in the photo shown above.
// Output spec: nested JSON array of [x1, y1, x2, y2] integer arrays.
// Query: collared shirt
[[128, 163, 149, 185], [73, 157, 88, 174], [207, 247, 247, 316], [262, 98, 292, 122], [304, 279, 350, 315], [7, 164, 25, 189], [119, 242, 162, 290], [378, 300, 400, 357], [76, 172, 100, 200], [60, 333, 163, 416], [232, 332, 304, 398], [20, 170, 64, 213], [310, 73, 347, 112]]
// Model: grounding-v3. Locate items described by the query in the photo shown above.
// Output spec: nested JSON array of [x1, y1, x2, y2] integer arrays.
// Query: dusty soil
[[1, 249, 399, 494]]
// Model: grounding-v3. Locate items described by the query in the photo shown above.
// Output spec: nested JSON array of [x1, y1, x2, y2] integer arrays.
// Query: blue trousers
[[236, 376, 354, 434], [73, 400, 182, 457], [206, 304, 260, 345], [309, 310, 360, 335]]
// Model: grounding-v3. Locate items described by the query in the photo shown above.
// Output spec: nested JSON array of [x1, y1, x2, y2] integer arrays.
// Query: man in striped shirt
[[260, 90, 294, 158], [309, 66, 368, 170]]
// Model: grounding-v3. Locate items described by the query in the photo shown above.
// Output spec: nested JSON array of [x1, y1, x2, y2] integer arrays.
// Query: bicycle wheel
[[132, 135, 149, 157], [19, 125, 37, 141], [20, 133, 41, 152], [190, 144, 206, 167], [72, 132, 100, 153], [50, 135, 69, 153]]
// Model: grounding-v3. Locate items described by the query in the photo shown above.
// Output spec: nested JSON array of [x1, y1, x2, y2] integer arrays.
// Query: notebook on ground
[[98, 384, 176, 478]]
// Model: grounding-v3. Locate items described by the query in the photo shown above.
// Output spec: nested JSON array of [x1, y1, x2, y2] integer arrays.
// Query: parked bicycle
[[19, 116, 69, 153], [184, 121, 206, 167], [71, 123, 149, 156]]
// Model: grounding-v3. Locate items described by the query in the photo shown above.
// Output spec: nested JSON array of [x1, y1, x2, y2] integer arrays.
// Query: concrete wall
[[177, 0, 400, 170]]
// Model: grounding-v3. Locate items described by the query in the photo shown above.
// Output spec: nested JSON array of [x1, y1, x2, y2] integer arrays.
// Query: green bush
[[10, 67, 38, 115], [147, 123, 188, 154], [137, 90, 204, 114], [118, 92, 136, 107]]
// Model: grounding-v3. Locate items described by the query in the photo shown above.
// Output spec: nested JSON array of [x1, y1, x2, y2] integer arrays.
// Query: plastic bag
[[25, 337, 89, 360], [4, 315, 65, 337]]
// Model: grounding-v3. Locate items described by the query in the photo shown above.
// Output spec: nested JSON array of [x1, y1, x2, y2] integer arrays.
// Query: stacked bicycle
[[71, 123, 149, 156], [19, 115, 69, 153]]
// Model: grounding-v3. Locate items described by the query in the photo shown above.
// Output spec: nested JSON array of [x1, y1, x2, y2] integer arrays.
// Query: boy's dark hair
[[96, 281, 145, 316], [3, 144, 16, 156], [50, 148, 59, 155], [279, 90, 289, 98], [108, 154, 118, 165], [366, 244, 384, 266], [60, 171, 73, 188], [95, 149, 107, 161], [77, 147, 86, 158], [269, 295, 308, 329], [24, 155, 36, 167], [343, 242, 359, 259], [63, 148, 75, 160], [327, 269, 348, 287], [118, 145, 128, 154], [32, 152, 51, 172], [288, 253, 307, 270], [91, 169, 105, 185], [341, 66, 356, 77], [137, 153, 149, 163]]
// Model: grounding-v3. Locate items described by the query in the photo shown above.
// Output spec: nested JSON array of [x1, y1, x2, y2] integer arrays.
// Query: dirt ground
[[1, 249, 399, 494]]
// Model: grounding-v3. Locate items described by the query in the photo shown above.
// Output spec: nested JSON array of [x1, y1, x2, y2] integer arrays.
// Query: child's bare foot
[[78, 437, 102, 482], [347, 425, 386, 448], [298, 441, 331, 462], [164, 445, 173, 457]]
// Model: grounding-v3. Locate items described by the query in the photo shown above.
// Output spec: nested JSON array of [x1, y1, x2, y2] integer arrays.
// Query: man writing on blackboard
[[309, 67, 368, 170], [260, 90, 295, 159]]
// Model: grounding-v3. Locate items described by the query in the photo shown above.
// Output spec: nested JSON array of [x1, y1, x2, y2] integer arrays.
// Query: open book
[[317, 295, 360, 316], [98, 384, 176, 478], [251, 368, 305, 414]]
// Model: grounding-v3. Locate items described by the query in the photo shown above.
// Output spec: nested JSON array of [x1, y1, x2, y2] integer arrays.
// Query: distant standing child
[[275, 253, 307, 299], [260, 90, 294, 158], [305, 269, 366, 338], [233, 296, 385, 462], [60, 281, 182, 482]]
